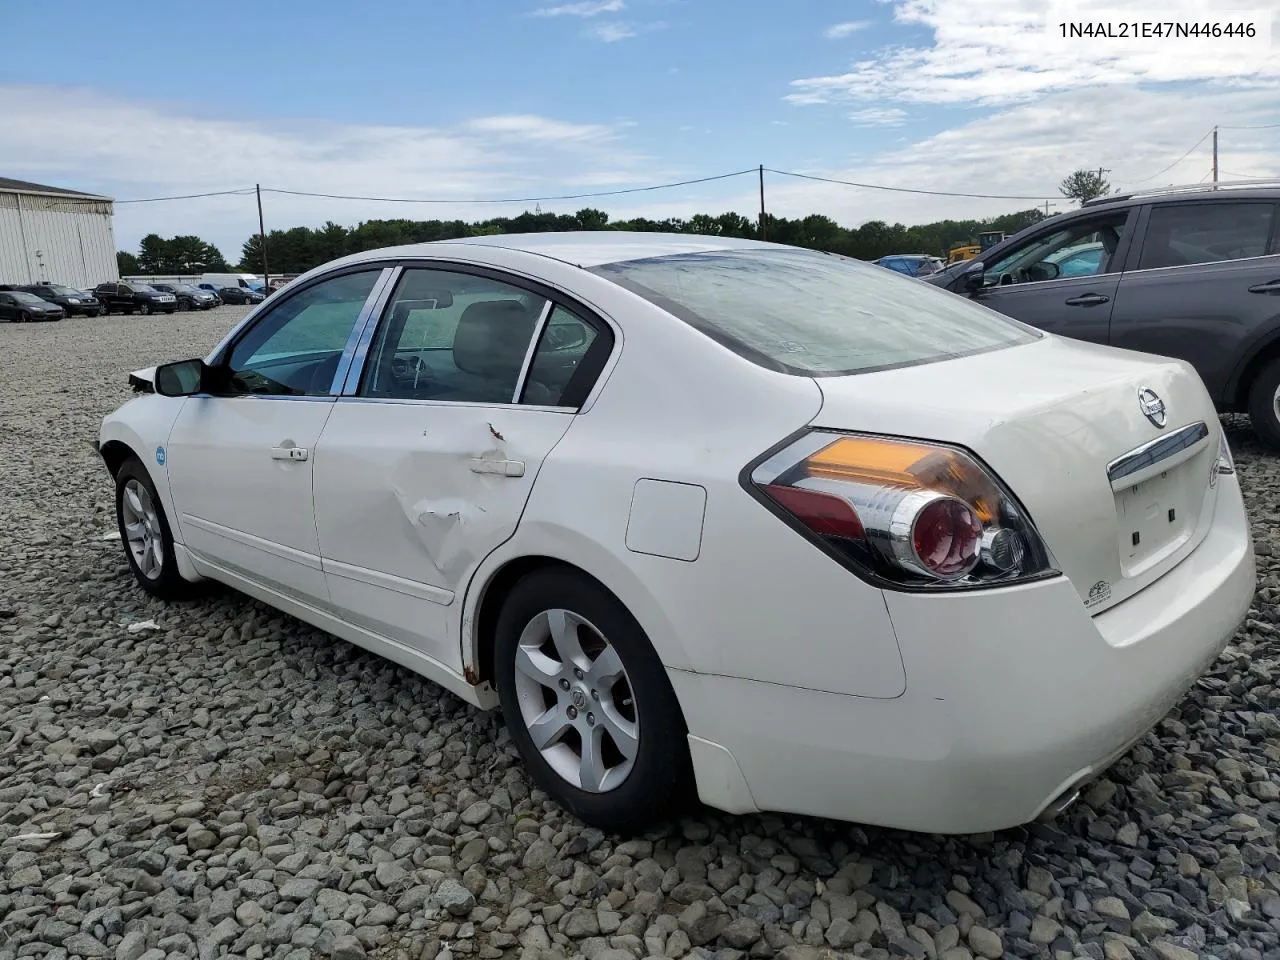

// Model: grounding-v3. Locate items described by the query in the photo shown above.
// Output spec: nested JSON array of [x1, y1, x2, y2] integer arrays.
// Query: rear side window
[[1138, 202, 1275, 270], [591, 248, 1038, 377]]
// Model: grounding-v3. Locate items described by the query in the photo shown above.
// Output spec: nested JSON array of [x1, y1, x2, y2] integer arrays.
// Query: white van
[[199, 273, 263, 291]]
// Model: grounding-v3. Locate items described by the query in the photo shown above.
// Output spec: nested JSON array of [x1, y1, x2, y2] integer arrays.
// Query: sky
[[2, 0, 1279, 262]]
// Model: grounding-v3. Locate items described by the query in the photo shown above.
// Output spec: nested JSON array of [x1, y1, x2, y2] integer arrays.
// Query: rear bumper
[[676, 473, 1255, 833]]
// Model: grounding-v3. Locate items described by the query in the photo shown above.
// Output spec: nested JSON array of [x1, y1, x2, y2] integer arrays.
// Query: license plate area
[[1116, 465, 1197, 576]]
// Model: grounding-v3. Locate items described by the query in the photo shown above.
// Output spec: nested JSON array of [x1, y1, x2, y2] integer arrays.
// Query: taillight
[[748, 431, 1057, 590]]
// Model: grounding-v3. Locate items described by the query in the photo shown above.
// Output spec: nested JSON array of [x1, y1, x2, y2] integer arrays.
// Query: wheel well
[[471, 556, 622, 689], [98, 440, 137, 479], [1234, 339, 1280, 411]]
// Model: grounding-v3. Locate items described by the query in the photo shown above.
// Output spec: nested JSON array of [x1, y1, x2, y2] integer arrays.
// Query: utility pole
[[1212, 126, 1219, 185], [758, 165, 767, 241], [1043, 200, 1057, 217], [256, 184, 270, 291]]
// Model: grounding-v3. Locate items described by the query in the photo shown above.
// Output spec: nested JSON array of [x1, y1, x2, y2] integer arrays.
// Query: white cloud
[[588, 21, 639, 41], [756, 86, 1280, 229], [532, 0, 624, 16], [824, 20, 871, 39], [848, 107, 908, 126], [0, 86, 657, 258], [584, 18, 666, 41], [789, 0, 1280, 106]]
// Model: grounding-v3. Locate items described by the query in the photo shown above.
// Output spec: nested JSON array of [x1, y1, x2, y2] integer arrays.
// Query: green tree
[[1059, 169, 1111, 205], [117, 251, 140, 275]]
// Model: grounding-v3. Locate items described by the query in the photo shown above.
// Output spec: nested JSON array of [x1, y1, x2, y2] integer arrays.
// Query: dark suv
[[93, 282, 178, 316], [0, 283, 103, 316], [927, 180, 1280, 449], [150, 283, 219, 311]]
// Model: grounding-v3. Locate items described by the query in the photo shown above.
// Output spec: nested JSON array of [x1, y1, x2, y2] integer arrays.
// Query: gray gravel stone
[[0, 319, 1277, 960]]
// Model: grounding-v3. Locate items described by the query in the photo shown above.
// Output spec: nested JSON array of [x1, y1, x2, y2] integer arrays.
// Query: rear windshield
[[591, 248, 1039, 376]]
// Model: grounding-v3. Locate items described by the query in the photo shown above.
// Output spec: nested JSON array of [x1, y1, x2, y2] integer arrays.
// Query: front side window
[[1137, 201, 1275, 270], [984, 212, 1128, 286], [360, 268, 548, 404], [224, 269, 381, 396], [592, 248, 1038, 377]]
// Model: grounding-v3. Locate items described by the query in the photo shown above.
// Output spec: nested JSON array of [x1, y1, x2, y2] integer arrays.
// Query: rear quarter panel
[[455, 254, 910, 699]]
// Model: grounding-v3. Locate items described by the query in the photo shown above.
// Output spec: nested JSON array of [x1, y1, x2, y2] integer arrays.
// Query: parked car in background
[[96, 232, 1253, 835], [93, 282, 178, 316], [213, 285, 265, 305], [150, 283, 219, 311], [926, 180, 1280, 449], [0, 290, 64, 322], [2, 283, 104, 316], [875, 254, 945, 277]]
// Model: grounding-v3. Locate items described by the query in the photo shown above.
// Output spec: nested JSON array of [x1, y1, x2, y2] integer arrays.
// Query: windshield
[[10, 292, 48, 305], [128, 283, 157, 292], [171, 284, 199, 293], [591, 248, 1039, 377], [39, 285, 80, 296]]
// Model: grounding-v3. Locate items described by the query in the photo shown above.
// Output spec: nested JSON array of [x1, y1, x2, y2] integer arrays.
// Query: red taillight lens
[[762, 484, 865, 540], [749, 431, 1056, 589], [910, 497, 982, 579]]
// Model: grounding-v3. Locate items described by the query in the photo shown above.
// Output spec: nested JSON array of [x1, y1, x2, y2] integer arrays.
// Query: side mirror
[[154, 358, 209, 397], [961, 261, 986, 292]]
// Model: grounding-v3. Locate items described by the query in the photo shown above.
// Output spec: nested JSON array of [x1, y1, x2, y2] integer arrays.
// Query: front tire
[[115, 457, 189, 600], [138, 302, 152, 316], [494, 568, 694, 833], [1248, 358, 1280, 452], [19, 311, 31, 323]]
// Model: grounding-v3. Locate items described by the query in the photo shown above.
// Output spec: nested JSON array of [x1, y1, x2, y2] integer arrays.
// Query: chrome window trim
[[338, 266, 404, 396], [334, 395, 575, 413], [978, 270, 1123, 292], [513, 300, 555, 403], [1107, 420, 1210, 491], [184, 393, 336, 404], [1121, 251, 1280, 277], [329, 267, 397, 395]]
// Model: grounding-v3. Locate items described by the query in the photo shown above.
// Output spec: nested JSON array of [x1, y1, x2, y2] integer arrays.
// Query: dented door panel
[[312, 399, 575, 667]]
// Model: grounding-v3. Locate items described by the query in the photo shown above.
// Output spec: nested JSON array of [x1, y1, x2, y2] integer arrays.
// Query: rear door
[[1107, 199, 1280, 406], [966, 207, 1136, 344], [312, 263, 614, 669]]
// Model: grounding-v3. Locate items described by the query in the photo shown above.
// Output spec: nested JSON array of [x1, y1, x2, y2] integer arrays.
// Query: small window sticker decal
[[1084, 579, 1111, 608]]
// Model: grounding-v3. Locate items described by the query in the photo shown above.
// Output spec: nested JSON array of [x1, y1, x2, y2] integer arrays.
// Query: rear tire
[[493, 568, 695, 834], [1248, 358, 1280, 452], [115, 457, 190, 600]]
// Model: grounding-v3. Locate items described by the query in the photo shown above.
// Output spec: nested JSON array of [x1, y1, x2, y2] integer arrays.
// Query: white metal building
[[0, 177, 118, 289]]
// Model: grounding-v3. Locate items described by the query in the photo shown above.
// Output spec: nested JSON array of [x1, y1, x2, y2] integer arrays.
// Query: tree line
[[117, 207, 1048, 278]]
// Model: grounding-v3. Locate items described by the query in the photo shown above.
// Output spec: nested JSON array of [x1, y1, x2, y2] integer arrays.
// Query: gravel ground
[[3, 306, 1280, 960]]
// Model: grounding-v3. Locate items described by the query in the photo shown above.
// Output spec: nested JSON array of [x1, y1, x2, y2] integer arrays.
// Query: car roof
[[1083, 179, 1280, 209], [337, 231, 796, 269]]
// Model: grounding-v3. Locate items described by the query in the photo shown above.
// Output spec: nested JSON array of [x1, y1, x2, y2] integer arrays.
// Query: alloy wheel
[[121, 479, 164, 580], [511, 608, 639, 793]]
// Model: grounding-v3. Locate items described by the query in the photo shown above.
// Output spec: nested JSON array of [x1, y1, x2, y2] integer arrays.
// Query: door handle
[[270, 445, 309, 461], [1064, 293, 1110, 307], [1248, 280, 1280, 294], [470, 458, 525, 477]]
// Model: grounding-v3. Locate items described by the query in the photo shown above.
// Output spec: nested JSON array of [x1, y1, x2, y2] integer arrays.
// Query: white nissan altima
[[96, 232, 1255, 835]]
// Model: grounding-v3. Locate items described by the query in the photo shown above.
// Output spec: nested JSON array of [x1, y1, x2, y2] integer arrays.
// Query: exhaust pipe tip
[[1036, 786, 1082, 823]]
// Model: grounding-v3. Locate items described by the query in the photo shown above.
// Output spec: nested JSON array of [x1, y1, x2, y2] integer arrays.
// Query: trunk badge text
[[1138, 387, 1167, 428]]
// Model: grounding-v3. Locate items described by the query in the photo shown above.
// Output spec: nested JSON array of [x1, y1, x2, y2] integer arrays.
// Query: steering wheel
[[390, 353, 431, 385]]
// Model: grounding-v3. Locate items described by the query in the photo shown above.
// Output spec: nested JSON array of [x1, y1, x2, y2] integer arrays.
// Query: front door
[[313, 265, 611, 668], [1108, 199, 1280, 405], [164, 267, 386, 603], [962, 207, 1136, 345]]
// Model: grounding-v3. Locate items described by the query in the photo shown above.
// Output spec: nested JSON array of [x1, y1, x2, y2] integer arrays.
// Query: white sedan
[[96, 232, 1255, 835]]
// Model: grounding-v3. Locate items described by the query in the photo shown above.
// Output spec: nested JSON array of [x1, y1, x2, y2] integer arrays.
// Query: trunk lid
[[810, 335, 1224, 614]]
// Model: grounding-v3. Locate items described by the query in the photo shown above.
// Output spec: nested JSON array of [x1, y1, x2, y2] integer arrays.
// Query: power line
[[260, 169, 759, 204], [1119, 129, 1215, 186], [1218, 122, 1280, 130], [763, 168, 1053, 200]]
